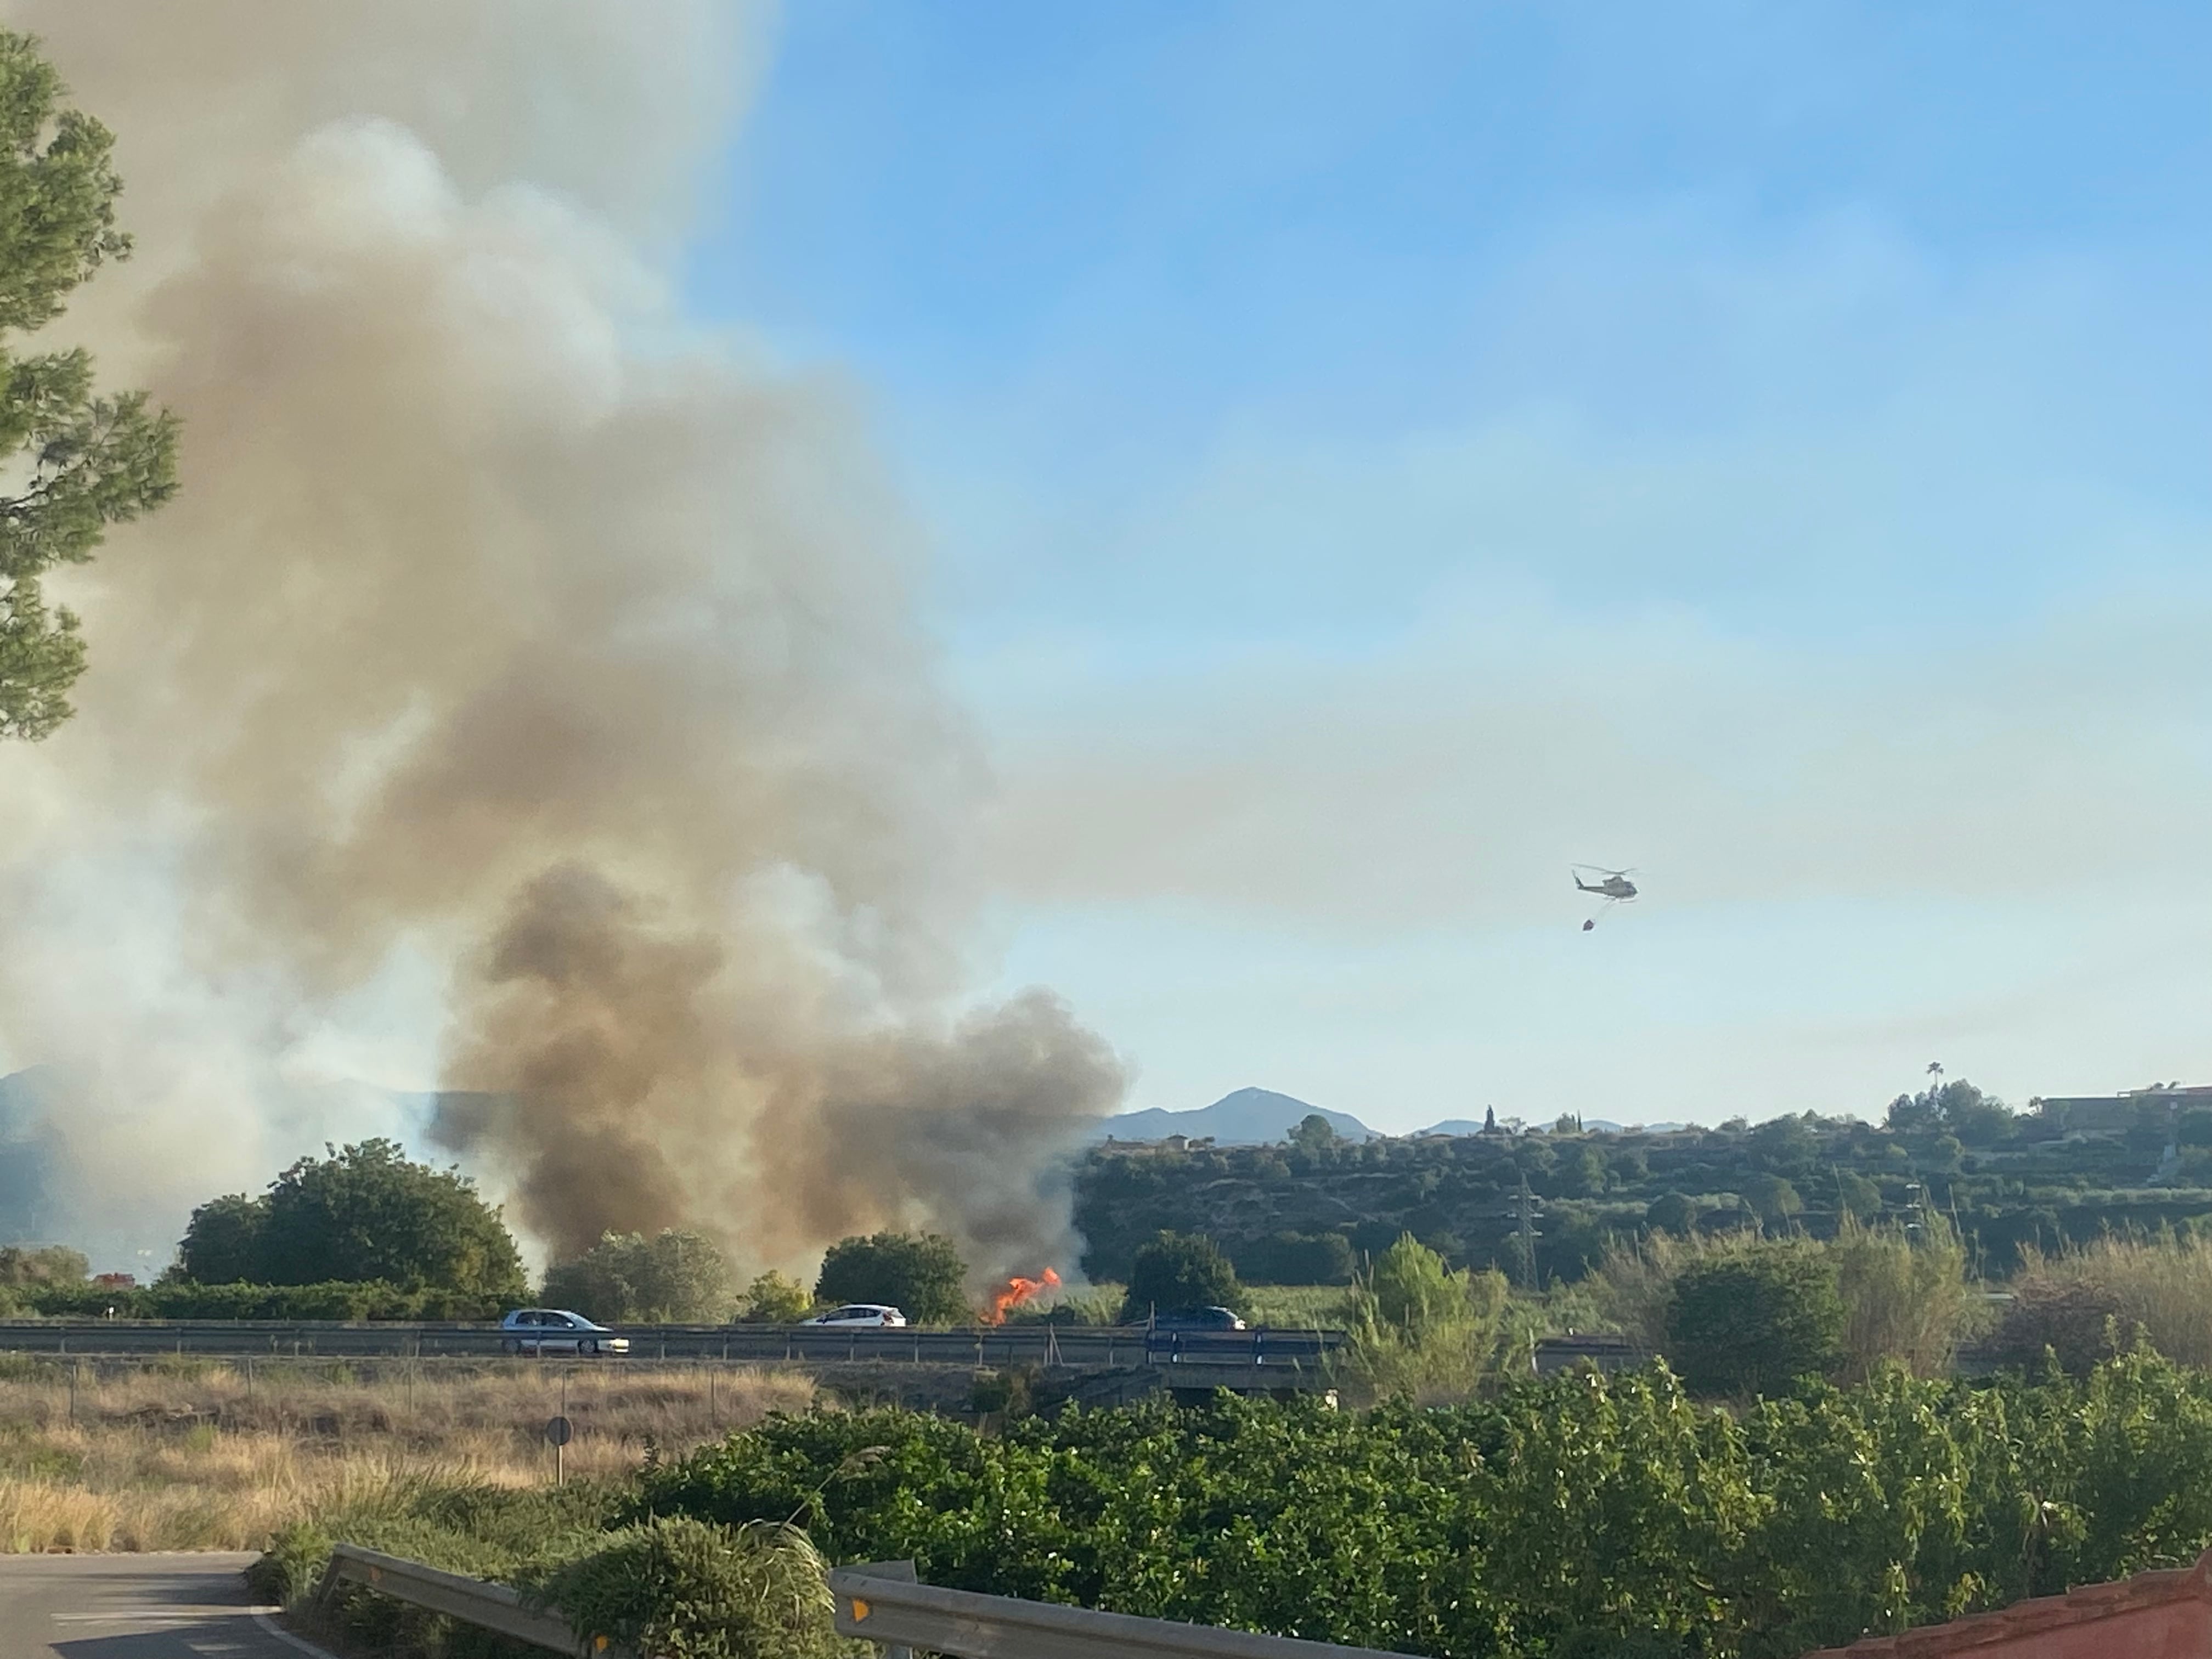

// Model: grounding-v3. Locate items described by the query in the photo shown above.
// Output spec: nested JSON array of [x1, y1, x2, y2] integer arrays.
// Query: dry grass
[[1592, 1217, 1984, 1382], [0, 1357, 815, 1554], [2012, 1232, 2212, 1368]]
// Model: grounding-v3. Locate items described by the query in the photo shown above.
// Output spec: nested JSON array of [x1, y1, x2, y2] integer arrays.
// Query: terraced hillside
[[1073, 1082, 2212, 1285]]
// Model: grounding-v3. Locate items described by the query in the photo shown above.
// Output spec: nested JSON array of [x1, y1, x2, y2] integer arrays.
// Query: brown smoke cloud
[[0, 2, 1124, 1279]]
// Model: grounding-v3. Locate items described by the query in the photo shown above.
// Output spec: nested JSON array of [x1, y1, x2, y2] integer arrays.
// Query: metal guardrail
[[831, 1559, 1414, 1659], [314, 1542, 1409, 1659], [0, 1318, 1345, 1372], [313, 1542, 597, 1653]]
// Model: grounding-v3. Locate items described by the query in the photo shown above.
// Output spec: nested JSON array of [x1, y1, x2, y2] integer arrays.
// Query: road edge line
[[253, 1610, 344, 1659]]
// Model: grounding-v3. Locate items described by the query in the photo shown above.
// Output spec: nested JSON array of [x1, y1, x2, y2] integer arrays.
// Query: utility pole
[[1511, 1173, 1544, 1290]]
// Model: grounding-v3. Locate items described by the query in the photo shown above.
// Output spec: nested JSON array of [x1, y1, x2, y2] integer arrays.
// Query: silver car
[[498, 1307, 630, 1356], [801, 1303, 907, 1327]]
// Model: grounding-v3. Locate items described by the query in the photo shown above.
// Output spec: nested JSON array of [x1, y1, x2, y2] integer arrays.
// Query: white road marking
[[52, 1606, 283, 1621], [253, 1610, 345, 1659]]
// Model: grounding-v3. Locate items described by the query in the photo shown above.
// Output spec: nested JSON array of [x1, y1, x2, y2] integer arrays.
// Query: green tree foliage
[[36, 1277, 498, 1320], [1560, 1144, 1609, 1198], [1747, 1112, 1818, 1172], [1345, 1234, 1516, 1402], [1665, 1242, 1845, 1396], [1363, 1233, 1471, 1334], [541, 1229, 735, 1324], [0, 1242, 84, 1285], [0, 32, 178, 740], [736, 1269, 815, 1324], [1598, 1223, 1982, 1386], [1073, 1080, 2191, 1289], [1886, 1078, 2014, 1146], [1833, 1169, 1884, 1221], [1232, 1230, 1353, 1286], [814, 1231, 969, 1325], [173, 1193, 264, 1285], [1121, 1230, 1244, 1321], [1645, 1191, 1697, 1234], [627, 1350, 2212, 1657], [1740, 1172, 1804, 1228], [176, 1139, 526, 1304], [1286, 1113, 1340, 1157]]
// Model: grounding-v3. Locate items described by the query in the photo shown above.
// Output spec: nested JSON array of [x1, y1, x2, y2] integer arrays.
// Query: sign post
[[544, 1413, 572, 1485]]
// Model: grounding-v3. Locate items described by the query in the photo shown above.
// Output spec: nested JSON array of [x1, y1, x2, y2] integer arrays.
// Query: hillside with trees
[[1074, 1083, 2212, 1287]]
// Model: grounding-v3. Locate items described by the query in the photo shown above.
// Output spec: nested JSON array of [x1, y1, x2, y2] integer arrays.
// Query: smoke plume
[[0, 2, 1124, 1279]]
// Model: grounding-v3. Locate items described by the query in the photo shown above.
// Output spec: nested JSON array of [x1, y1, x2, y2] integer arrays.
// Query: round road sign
[[544, 1414, 573, 1447]]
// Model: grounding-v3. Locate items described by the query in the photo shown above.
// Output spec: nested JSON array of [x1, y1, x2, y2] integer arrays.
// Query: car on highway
[[1149, 1306, 1248, 1331], [800, 1303, 907, 1327], [498, 1308, 630, 1356]]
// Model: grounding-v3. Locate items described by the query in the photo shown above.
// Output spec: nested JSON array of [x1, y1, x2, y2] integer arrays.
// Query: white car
[[802, 1303, 907, 1327], [498, 1307, 630, 1356]]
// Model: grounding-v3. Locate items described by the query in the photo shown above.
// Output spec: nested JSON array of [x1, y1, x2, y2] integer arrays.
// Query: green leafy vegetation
[[542, 1229, 736, 1323], [620, 1350, 2212, 1658], [253, 1463, 850, 1659], [1595, 1218, 1984, 1388], [29, 1277, 510, 1320], [736, 1269, 816, 1324], [538, 1515, 853, 1659], [1663, 1244, 1844, 1397], [1075, 1079, 2212, 1291], [1342, 1234, 1521, 1402], [176, 1139, 528, 1305], [1120, 1230, 1245, 1321], [0, 31, 179, 740], [812, 1231, 969, 1324]]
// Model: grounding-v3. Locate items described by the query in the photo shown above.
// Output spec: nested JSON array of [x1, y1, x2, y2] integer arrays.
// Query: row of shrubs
[[19, 1280, 509, 1321], [627, 1351, 2212, 1659], [267, 1347, 2212, 1659]]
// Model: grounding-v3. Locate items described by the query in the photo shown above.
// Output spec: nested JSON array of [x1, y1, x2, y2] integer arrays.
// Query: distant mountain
[[1094, 1087, 1375, 1146]]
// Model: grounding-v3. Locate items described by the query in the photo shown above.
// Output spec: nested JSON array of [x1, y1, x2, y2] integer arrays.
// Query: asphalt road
[[0, 1553, 314, 1659], [0, 1322, 1342, 1370]]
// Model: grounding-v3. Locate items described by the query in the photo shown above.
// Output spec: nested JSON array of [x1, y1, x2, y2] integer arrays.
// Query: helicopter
[[1572, 865, 1638, 930]]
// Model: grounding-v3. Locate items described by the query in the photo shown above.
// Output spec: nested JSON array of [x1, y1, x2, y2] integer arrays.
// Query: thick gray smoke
[[0, 3, 1123, 1280]]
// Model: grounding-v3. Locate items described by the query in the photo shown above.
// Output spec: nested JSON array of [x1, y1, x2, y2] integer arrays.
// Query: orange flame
[[983, 1267, 1062, 1325]]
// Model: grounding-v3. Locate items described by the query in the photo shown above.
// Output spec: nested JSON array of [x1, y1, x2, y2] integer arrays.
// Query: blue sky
[[679, 3, 2212, 1131]]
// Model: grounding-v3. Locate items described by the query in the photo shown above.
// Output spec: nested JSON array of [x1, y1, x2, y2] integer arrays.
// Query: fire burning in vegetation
[[984, 1268, 1062, 1325]]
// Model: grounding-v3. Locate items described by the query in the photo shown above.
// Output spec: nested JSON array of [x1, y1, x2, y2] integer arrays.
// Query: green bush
[[1343, 1235, 1516, 1403], [254, 1474, 619, 1657], [1232, 1231, 1355, 1286], [1120, 1231, 1243, 1322], [628, 1351, 2212, 1656], [1644, 1192, 1697, 1234], [737, 1270, 815, 1324], [814, 1232, 969, 1325], [543, 1230, 736, 1323], [1664, 1243, 1846, 1396], [178, 1139, 527, 1303], [32, 1278, 506, 1320], [538, 1516, 850, 1659]]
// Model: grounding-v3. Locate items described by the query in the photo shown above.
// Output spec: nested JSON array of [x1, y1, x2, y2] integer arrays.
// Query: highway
[[0, 1552, 307, 1659], [0, 1320, 1344, 1371]]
